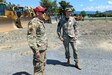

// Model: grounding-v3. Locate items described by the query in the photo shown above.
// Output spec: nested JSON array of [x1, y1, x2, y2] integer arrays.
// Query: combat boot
[[67, 58, 70, 64], [75, 62, 82, 70], [34, 72, 43, 75]]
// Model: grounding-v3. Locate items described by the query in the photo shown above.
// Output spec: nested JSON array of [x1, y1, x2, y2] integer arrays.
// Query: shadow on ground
[[47, 59, 75, 67], [12, 71, 31, 75]]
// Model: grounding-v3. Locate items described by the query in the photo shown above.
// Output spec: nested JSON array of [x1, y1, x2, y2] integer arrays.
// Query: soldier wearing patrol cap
[[57, 7, 81, 70], [27, 6, 48, 75]]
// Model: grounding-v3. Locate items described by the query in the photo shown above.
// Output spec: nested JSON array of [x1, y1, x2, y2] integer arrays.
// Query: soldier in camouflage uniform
[[27, 6, 48, 75], [57, 7, 81, 70]]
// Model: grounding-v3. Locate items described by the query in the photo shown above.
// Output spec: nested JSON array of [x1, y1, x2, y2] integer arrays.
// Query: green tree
[[0, 0, 5, 2], [95, 11, 100, 17], [40, 0, 51, 8], [59, 1, 72, 9], [11, 4, 16, 7], [51, 0, 58, 14], [6, 2, 17, 10], [80, 11, 86, 17]]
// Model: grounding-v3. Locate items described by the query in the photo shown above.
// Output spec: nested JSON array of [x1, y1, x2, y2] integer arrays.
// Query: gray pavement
[[0, 39, 112, 75]]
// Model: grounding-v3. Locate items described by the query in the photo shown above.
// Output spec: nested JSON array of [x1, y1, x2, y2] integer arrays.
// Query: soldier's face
[[36, 11, 49, 20], [65, 11, 72, 17], [36, 11, 45, 20]]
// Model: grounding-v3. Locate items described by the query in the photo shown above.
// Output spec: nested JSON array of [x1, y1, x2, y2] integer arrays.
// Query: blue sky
[[6, 0, 112, 11]]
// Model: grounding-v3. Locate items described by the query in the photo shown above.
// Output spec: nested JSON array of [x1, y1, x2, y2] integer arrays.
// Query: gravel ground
[[0, 20, 112, 75]]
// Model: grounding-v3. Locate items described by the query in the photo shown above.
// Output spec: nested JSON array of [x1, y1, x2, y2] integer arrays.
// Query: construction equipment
[[0, 2, 50, 32], [0, 2, 36, 32], [0, 2, 23, 32], [13, 6, 36, 28]]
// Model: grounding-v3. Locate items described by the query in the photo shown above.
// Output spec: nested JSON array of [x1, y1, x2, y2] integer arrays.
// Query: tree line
[[75, 10, 112, 17], [1, 0, 112, 17], [0, 0, 74, 16]]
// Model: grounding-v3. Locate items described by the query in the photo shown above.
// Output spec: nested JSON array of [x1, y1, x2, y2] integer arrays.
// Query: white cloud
[[83, 5, 112, 11], [108, 0, 112, 4]]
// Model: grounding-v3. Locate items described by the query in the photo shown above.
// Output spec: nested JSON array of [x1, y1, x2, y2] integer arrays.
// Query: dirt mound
[[0, 21, 112, 51]]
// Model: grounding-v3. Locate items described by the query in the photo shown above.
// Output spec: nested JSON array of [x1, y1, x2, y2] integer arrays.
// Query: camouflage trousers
[[63, 35, 78, 63], [33, 50, 46, 75]]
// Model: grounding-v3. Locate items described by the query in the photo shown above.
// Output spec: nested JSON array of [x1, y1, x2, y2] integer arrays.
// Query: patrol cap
[[65, 7, 72, 12], [34, 6, 47, 12]]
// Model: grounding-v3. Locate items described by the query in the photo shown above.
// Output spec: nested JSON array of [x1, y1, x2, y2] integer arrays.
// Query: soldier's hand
[[59, 36, 64, 41], [73, 37, 77, 41], [36, 52, 40, 58]]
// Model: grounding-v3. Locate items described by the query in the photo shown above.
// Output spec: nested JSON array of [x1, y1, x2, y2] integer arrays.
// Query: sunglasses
[[38, 11, 45, 14]]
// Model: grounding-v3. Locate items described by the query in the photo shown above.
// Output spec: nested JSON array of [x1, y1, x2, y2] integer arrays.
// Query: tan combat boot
[[34, 72, 43, 75], [75, 62, 82, 70]]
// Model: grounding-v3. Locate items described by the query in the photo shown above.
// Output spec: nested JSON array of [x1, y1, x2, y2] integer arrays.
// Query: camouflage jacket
[[57, 16, 78, 38], [27, 18, 48, 52]]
